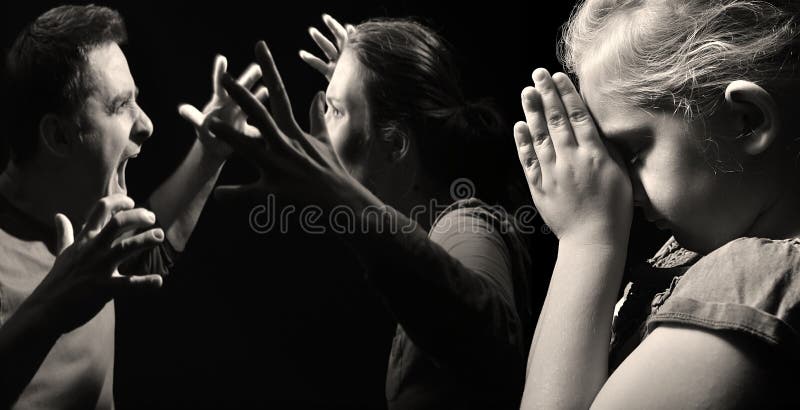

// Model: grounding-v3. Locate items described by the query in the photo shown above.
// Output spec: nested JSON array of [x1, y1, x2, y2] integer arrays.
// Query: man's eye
[[115, 99, 135, 113]]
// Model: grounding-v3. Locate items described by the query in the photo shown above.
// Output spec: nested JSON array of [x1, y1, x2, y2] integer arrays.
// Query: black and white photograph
[[0, 0, 798, 408]]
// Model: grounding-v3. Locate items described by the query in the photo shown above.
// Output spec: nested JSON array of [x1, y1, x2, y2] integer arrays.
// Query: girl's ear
[[724, 80, 779, 156]]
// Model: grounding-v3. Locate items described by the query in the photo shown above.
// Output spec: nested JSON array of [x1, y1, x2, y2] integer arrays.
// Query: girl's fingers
[[532, 68, 578, 151], [551, 72, 602, 148], [521, 87, 556, 168], [514, 121, 543, 194]]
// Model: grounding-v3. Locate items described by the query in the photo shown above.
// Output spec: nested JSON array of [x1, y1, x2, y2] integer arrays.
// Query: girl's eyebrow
[[600, 124, 650, 142]]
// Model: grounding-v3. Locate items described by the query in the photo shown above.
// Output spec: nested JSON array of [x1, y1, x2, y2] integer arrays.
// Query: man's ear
[[38, 114, 72, 158], [724, 80, 779, 156]]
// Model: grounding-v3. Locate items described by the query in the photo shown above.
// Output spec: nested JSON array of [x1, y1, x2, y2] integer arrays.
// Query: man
[[0, 5, 239, 408]]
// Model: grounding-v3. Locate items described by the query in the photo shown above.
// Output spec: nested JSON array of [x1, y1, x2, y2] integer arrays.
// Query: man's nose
[[131, 105, 154, 144]]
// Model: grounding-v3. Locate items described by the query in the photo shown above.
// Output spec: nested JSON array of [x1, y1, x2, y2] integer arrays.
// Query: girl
[[208, 17, 535, 410], [516, 0, 800, 407]]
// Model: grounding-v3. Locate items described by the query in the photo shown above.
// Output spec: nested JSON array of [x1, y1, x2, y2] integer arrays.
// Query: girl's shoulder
[[644, 236, 800, 354]]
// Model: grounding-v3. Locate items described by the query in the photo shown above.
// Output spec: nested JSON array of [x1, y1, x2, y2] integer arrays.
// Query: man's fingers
[[237, 63, 262, 90], [83, 195, 135, 237], [178, 104, 205, 128], [54, 213, 74, 254], [208, 117, 269, 162], [107, 273, 163, 293], [212, 54, 228, 95], [253, 86, 269, 103], [106, 228, 164, 267], [94, 208, 158, 249]]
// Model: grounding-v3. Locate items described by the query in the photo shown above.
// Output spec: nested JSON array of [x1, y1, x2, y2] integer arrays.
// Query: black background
[[1, 1, 667, 408]]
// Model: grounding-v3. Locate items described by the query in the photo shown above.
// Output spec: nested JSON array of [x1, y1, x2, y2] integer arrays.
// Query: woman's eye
[[327, 105, 343, 118]]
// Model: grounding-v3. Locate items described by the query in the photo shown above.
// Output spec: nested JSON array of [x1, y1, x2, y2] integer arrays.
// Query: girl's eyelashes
[[613, 141, 646, 167]]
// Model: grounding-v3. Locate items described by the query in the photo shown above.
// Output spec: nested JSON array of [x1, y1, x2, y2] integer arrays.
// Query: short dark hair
[[4, 4, 127, 163]]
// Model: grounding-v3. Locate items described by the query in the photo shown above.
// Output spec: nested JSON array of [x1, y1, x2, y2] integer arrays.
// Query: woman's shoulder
[[645, 236, 800, 352], [428, 197, 522, 240]]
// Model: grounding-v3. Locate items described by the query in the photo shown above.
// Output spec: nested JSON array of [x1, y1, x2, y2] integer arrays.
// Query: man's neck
[[0, 160, 89, 229]]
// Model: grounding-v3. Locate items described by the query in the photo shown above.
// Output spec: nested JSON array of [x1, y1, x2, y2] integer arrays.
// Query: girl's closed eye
[[614, 141, 648, 167]]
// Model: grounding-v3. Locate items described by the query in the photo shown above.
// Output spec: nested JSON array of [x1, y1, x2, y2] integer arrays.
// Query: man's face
[[75, 42, 153, 199]]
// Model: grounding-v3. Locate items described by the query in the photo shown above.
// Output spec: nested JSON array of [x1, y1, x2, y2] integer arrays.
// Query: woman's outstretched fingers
[[309, 26, 338, 60], [219, 73, 281, 144], [254, 41, 302, 135], [551, 72, 601, 148], [299, 50, 328, 76], [514, 121, 543, 194], [322, 13, 348, 48], [521, 87, 555, 167], [532, 68, 577, 150]]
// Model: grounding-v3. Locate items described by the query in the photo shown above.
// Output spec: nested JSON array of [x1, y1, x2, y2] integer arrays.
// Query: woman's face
[[579, 65, 769, 253], [325, 48, 373, 183]]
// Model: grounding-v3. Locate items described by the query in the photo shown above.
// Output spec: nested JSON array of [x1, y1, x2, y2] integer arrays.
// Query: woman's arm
[[349, 205, 527, 377]]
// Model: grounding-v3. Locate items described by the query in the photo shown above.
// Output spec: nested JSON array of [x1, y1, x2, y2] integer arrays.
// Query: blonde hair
[[561, 0, 800, 119]]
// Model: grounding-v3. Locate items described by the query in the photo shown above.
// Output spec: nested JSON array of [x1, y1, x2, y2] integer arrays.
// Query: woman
[[209, 17, 534, 409]]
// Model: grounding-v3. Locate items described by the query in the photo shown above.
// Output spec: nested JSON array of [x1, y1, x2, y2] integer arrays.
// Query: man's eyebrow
[[107, 87, 137, 108]]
